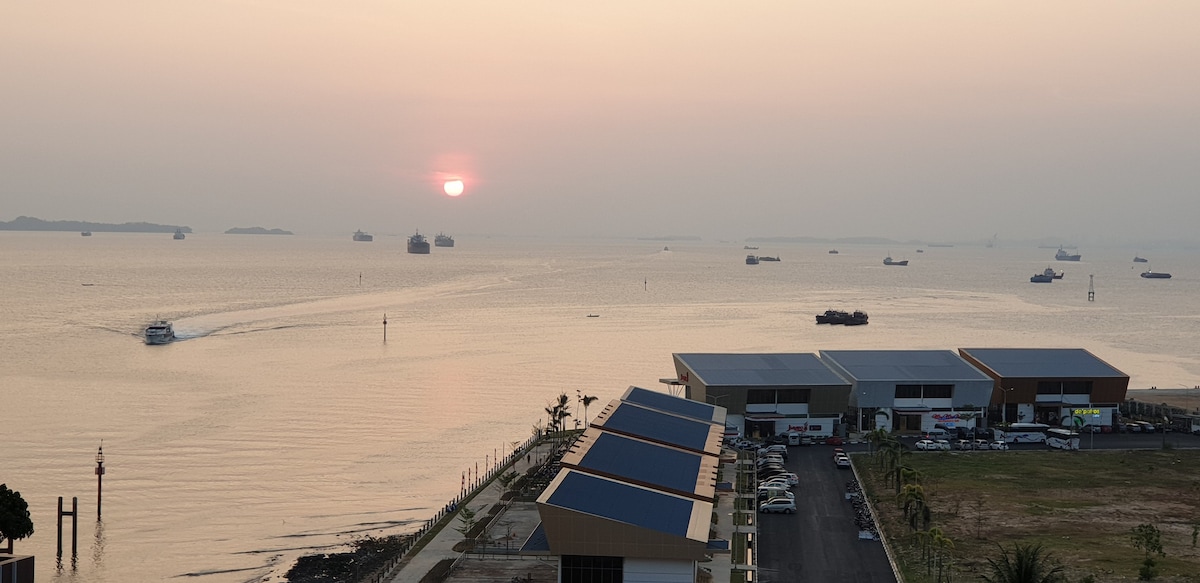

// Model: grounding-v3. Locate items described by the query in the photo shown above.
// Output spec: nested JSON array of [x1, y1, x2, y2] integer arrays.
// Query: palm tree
[[982, 542, 1067, 583], [580, 394, 598, 427]]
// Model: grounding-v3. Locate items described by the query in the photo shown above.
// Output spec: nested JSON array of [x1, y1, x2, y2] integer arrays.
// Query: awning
[[744, 413, 785, 421], [892, 407, 932, 414]]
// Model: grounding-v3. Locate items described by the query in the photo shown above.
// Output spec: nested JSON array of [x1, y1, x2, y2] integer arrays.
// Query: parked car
[[916, 439, 937, 450], [990, 441, 1009, 451], [824, 436, 844, 446], [757, 488, 795, 501], [934, 439, 952, 450], [758, 497, 797, 514], [955, 439, 973, 450], [761, 477, 794, 489], [767, 472, 799, 486], [973, 439, 990, 450]]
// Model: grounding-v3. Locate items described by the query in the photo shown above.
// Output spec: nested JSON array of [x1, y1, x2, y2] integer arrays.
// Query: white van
[[922, 428, 950, 439]]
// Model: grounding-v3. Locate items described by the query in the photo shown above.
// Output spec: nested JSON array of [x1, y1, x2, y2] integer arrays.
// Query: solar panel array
[[544, 471, 695, 537]]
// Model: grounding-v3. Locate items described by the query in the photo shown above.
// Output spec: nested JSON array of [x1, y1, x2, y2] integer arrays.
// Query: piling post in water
[[383, 313, 388, 343], [57, 496, 78, 558], [1088, 274, 1095, 302]]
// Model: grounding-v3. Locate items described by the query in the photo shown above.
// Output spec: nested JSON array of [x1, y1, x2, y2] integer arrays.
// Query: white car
[[974, 439, 991, 450], [934, 439, 952, 450], [834, 455, 851, 469], [760, 479, 793, 490], [990, 441, 1010, 451], [758, 497, 797, 514], [915, 439, 936, 450], [955, 439, 973, 450]]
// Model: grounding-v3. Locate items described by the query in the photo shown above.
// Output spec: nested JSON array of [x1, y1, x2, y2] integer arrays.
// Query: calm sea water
[[3, 233, 1198, 582]]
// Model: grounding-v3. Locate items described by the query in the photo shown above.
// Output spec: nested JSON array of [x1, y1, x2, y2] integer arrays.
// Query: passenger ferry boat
[[144, 320, 176, 345]]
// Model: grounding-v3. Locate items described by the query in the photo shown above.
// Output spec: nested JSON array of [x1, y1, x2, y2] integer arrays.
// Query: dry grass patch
[[856, 449, 1200, 582]]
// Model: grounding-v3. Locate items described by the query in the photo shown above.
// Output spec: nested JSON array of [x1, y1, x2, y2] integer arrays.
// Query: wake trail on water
[[168, 273, 519, 339]]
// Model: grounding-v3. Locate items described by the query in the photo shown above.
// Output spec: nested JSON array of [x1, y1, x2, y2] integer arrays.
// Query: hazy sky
[[4, 2, 1199, 243]]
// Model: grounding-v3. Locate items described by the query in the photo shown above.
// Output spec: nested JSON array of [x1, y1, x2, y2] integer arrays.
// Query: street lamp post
[[1002, 388, 1015, 425]]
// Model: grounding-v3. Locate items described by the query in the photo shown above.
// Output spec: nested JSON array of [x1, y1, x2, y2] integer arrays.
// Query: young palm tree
[[982, 543, 1067, 583]]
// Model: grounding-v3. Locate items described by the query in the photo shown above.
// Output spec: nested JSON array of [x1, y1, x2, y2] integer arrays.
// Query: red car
[[824, 436, 843, 446]]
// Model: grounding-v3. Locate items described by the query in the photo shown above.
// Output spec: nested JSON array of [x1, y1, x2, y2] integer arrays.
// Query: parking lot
[[754, 443, 896, 583]]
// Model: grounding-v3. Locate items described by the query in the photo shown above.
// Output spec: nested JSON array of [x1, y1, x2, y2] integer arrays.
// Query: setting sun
[[443, 180, 464, 197]]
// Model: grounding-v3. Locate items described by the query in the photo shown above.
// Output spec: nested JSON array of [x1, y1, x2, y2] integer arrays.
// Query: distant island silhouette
[[0, 216, 190, 233], [225, 227, 293, 235]]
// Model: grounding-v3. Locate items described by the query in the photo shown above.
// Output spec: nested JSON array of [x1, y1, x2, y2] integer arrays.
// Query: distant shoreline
[[0, 215, 189, 233]]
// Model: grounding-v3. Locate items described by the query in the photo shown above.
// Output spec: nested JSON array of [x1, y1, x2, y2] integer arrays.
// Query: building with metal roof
[[959, 348, 1130, 428], [526, 388, 726, 582], [819, 350, 995, 434], [670, 353, 851, 440]]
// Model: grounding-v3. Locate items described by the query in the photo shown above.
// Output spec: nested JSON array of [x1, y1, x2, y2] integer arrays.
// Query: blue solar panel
[[622, 386, 718, 421], [602, 403, 713, 451], [577, 432, 703, 493], [545, 471, 695, 537]]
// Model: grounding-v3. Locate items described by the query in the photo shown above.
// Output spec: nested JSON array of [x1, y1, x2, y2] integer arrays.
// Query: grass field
[[856, 448, 1200, 582]]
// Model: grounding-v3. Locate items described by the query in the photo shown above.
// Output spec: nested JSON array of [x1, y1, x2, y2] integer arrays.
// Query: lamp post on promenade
[[1002, 388, 1015, 425]]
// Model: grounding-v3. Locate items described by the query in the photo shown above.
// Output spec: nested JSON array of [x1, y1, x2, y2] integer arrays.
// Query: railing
[[357, 432, 546, 583]]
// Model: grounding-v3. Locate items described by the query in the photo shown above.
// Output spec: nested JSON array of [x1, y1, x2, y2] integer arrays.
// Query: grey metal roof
[[675, 353, 849, 387], [960, 348, 1129, 379], [597, 402, 715, 453], [571, 431, 706, 495], [819, 350, 992, 382], [621, 386, 726, 424], [543, 470, 697, 537]]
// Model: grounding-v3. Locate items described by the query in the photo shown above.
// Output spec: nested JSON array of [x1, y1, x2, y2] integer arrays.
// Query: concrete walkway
[[389, 442, 557, 583]]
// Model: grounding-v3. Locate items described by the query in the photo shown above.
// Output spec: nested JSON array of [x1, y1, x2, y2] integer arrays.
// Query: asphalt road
[[755, 445, 896, 583]]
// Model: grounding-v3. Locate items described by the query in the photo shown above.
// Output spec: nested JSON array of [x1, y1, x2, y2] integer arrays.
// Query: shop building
[[818, 350, 995, 434], [669, 353, 852, 439], [958, 348, 1130, 429]]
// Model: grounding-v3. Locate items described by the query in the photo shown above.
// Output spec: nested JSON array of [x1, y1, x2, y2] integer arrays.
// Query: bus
[[1046, 428, 1081, 450], [993, 422, 1050, 443]]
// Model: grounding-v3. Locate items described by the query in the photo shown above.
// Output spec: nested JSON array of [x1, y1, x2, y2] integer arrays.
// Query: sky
[[3, 2, 1199, 244]]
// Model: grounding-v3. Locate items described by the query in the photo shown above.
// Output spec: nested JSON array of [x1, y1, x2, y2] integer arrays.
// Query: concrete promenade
[[388, 441, 557, 583]]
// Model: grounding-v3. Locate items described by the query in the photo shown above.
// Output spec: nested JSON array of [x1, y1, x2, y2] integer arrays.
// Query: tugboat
[[173, 228, 185, 240], [353, 230, 373, 242], [407, 230, 430, 254], [434, 232, 454, 247], [816, 310, 850, 324], [745, 255, 759, 265], [883, 256, 908, 266], [81, 231, 92, 237], [844, 311, 869, 326]]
